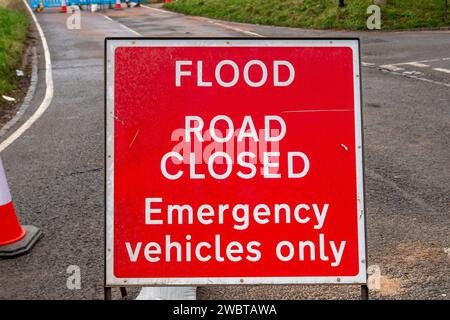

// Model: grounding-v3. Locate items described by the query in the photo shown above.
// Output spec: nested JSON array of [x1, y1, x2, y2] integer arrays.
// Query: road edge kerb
[[0, 0, 54, 153], [0, 47, 38, 138]]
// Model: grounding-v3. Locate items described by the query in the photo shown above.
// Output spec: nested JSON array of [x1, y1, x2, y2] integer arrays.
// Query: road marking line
[[379, 64, 404, 72], [0, 1, 54, 153], [388, 57, 450, 66], [361, 62, 375, 66], [103, 15, 142, 36], [433, 67, 450, 74], [207, 20, 263, 37], [403, 70, 424, 76], [141, 4, 177, 15], [374, 58, 450, 87], [412, 77, 450, 87], [383, 69, 450, 88], [404, 62, 429, 68]]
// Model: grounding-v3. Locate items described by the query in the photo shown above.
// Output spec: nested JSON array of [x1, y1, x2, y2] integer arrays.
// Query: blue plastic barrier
[[30, 0, 142, 9]]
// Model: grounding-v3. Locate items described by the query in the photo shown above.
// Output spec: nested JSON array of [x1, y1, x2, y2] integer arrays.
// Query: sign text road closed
[[105, 39, 367, 286]]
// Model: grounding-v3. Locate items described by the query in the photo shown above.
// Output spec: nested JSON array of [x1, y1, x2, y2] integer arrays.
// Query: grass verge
[[165, 0, 449, 30], [0, 0, 29, 98]]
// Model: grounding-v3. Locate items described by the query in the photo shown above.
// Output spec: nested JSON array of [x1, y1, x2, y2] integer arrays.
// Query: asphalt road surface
[[0, 3, 449, 300]]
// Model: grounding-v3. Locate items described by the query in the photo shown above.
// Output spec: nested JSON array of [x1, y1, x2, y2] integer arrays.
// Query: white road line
[[383, 69, 450, 88], [376, 57, 450, 87], [0, 1, 54, 153], [102, 15, 142, 36], [388, 57, 450, 66], [402, 70, 424, 76], [207, 20, 263, 37], [433, 67, 450, 74], [141, 4, 177, 15], [404, 62, 430, 68], [379, 64, 405, 72]]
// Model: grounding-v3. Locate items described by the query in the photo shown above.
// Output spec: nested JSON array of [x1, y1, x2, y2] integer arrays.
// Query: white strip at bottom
[[136, 287, 197, 300]]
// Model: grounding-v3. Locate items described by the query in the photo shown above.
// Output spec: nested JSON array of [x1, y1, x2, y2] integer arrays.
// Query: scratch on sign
[[129, 129, 140, 149]]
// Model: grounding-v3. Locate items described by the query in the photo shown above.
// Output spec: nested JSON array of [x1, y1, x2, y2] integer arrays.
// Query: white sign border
[[105, 38, 367, 286]]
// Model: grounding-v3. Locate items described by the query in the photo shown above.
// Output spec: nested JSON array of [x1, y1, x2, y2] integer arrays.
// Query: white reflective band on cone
[[136, 287, 196, 300], [0, 158, 12, 206]]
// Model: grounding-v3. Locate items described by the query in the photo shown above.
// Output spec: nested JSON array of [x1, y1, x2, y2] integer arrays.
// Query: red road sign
[[105, 38, 367, 286]]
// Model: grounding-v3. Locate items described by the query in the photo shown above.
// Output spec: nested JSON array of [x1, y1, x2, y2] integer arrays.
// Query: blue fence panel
[[30, 0, 55, 8], [30, 0, 140, 9], [30, 0, 40, 8]]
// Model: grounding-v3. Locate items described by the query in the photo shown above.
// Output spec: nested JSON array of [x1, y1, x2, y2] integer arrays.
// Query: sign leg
[[120, 287, 128, 298], [104, 287, 112, 300], [361, 284, 369, 300]]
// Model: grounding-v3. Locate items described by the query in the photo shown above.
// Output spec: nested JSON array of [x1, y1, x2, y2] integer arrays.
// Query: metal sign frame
[[104, 37, 368, 289]]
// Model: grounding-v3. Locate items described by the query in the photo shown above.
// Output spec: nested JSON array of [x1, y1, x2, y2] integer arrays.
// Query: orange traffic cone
[[0, 157, 42, 258], [61, 0, 67, 13], [115, 0, 122, 9]]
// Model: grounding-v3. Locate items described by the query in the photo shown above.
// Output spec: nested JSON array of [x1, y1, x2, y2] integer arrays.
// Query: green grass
[[0, 1, 29, 97], [165, 0, 449, 30]]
